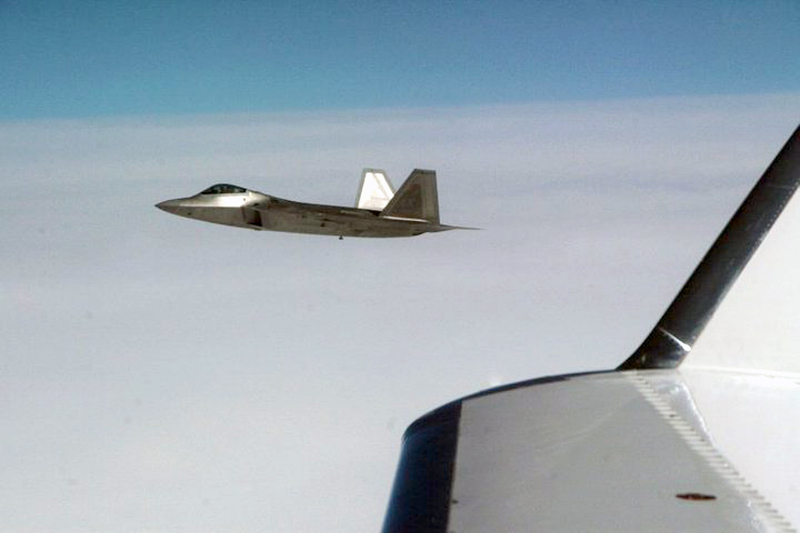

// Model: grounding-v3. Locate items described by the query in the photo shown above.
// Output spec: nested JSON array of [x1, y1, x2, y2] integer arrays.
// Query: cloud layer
[[1, 94, 798, 532]]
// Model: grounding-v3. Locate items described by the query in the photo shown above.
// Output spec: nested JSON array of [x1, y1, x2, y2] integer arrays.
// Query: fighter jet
[[156, 168, 469, 238]]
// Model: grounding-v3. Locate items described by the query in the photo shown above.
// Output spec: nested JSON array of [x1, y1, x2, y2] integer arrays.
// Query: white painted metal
[[447, 371, 795, 532], [676, 368, 800, 529]]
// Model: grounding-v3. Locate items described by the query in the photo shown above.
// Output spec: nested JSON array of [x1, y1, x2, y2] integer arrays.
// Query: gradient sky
[[2, 2, 800, 533], [2, 0, 799, 119]]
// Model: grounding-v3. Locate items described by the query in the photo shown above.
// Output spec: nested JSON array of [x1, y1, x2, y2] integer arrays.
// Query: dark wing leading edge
[[382, 125, 800, 533]]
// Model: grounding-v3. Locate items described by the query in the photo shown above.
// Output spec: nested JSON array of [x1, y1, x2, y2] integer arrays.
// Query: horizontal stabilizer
[[620, 124, 800, 373]]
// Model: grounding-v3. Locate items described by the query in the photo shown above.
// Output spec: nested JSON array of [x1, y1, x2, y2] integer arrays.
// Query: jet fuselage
[[156, 189, 449, 238], [157, 170, 468, 238]]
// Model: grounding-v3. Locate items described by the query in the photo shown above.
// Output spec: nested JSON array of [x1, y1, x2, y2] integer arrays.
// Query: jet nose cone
[[155, 199, 180, 214]]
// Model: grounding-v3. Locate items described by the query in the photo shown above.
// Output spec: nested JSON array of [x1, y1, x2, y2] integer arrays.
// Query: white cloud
[[1, 94, 798, 532]]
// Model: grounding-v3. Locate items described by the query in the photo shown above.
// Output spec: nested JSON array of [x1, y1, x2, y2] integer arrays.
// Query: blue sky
[[2, 0, 799, 119]]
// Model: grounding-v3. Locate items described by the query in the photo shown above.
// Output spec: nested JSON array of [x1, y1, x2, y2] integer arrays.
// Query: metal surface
[[156, 169, 468, 238], [381, 170, 440, 224], [381, 402, 461, 533], [355, 168, 395, 211], [654, 369, 800, 525], [384, 370, 798, 532], [620, 124, 800, 369]]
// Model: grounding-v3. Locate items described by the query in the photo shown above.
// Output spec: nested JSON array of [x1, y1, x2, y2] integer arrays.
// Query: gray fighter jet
[[156, 169, 469, 238]]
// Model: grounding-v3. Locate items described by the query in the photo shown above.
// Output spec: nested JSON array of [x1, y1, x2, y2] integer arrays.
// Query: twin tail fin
[[380, 169, 440, 224], [355, 169, 395, 211], [355, 168, 443, 224]]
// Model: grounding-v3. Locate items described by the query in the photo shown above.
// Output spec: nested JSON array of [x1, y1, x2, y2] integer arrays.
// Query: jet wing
[[382, 125, 800, 532]]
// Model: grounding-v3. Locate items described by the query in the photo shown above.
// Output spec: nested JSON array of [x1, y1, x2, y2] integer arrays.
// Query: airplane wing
[[382, 125, 800, 533]]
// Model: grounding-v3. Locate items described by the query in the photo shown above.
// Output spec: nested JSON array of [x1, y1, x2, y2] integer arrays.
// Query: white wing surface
[[382, 125, 800, 533]]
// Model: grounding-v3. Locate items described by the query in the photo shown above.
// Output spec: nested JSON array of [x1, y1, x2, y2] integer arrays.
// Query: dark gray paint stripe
[[381, 401, 461, 533], [382, 372, 613, 532]]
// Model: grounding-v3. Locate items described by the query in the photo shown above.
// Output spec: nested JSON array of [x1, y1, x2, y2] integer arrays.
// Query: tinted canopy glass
[[200, 184, 247, 195]]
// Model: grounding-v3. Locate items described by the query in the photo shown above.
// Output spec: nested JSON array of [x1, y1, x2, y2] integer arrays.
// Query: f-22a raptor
[[156, 169, 470, 238]]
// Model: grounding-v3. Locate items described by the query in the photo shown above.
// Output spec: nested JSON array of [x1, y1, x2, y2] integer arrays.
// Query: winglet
[[620, 124, 800, 371]]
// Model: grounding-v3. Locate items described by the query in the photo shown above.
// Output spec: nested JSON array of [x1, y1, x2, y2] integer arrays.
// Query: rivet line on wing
[[625, 371, 797, 533]]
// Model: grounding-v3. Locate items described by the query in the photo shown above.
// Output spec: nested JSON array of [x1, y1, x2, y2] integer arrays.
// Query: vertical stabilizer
[[380, 169, 440, 223], [356, 169, 395, 211]]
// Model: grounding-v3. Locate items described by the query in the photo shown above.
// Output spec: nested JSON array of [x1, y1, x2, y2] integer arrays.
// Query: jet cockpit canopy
[[200, 184, 247, 195]]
